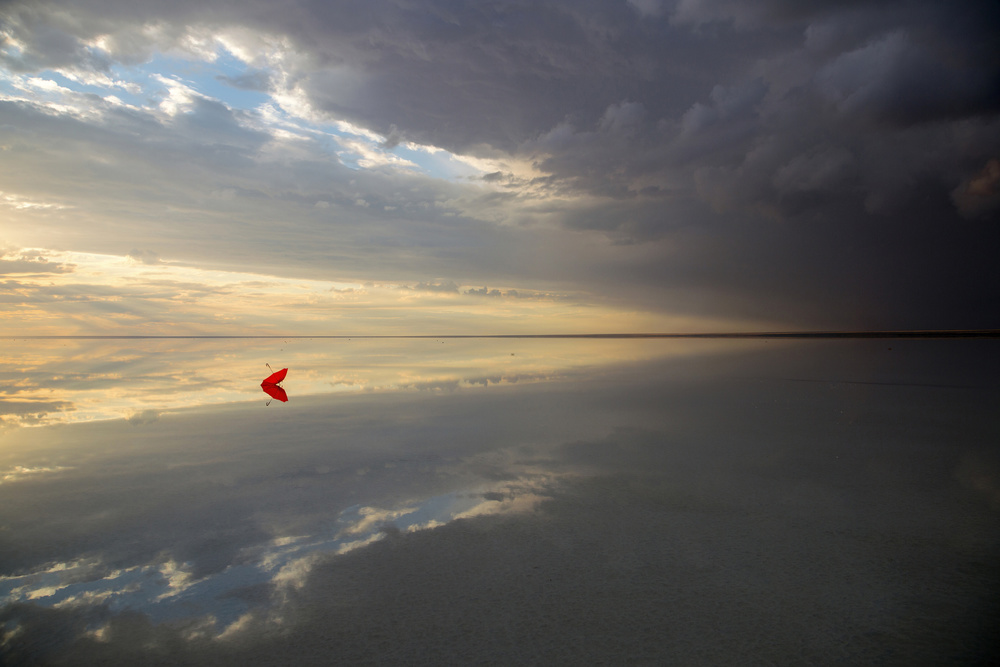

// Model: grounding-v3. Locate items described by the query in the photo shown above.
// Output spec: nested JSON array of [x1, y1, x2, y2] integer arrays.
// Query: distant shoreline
[[4, 331, 999, 340]]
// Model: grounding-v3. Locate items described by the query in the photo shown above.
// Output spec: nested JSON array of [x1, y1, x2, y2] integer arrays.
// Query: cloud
[[0, 0, 998, 330], [0, 400, 73, 417], [125, 409, 160, 426], [771, 145, 855, 197], [965, 159, 1000, 198], [813, 30, 1000, 126], [0, 258, 75, 275], [412, 280, 460, 293], [0, 247, 75, 275], [379, 123, 403, 149], [680, 79, 766, 135], [465, 286, 503, 298], [216, 70, 272, 92], [628, 0, 664, 19], [952, 158, 1000, 219], [0, 400, 74, 429], [599, 100, 646, 134], [126, 249, 160, 265]]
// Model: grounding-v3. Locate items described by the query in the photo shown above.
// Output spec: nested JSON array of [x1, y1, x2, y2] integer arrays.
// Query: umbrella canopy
[[262, 367, 288, 386]]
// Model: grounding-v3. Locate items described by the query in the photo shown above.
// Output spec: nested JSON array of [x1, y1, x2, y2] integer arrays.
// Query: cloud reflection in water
[[0, 337, 715, 427], [1, 338, 998, 664], [0, 475, 555, 634]]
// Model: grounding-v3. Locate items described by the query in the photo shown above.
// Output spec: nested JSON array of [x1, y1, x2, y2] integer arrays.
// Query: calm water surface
[[1, 338, 998, 664]]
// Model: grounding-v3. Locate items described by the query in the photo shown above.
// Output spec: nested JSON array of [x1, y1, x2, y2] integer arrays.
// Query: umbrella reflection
[[261, 383, 288, 404]]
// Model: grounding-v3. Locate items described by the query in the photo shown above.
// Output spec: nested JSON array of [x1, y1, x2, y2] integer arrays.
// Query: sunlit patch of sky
[[143, 50, 272, 110], [0, 191, 71, 212], [2, 246, 717, 340], [0, 36, 496, 184], [0, 465, 73, 484]]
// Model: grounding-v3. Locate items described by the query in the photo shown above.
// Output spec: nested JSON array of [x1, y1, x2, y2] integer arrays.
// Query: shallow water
[[1, 338, 998, 664]]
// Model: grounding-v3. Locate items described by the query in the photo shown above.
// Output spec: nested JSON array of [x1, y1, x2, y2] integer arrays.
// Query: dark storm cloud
[[953, 158, 1000, 219], [4, 1, 997, 184], [2, 0, 998, 327], [2, 0, 798, 154]]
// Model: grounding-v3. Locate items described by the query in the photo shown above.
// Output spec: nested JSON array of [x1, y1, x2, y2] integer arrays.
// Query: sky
[[1, 0, 998, 335]]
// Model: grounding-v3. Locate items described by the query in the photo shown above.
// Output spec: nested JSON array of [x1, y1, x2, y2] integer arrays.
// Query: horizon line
[[3, 330, 999, 340]]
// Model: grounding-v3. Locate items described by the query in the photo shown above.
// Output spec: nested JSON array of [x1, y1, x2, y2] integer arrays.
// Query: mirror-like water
[[1, 338, 998, 664]]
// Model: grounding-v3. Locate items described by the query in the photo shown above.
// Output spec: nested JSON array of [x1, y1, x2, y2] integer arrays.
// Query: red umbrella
[[262, 366, 288, 386]]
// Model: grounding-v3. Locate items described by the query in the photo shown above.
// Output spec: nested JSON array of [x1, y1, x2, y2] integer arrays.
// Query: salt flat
[[1, 338, 997, 664]]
